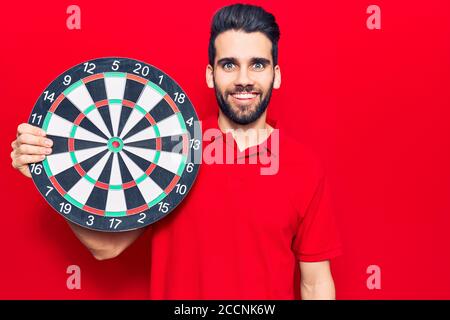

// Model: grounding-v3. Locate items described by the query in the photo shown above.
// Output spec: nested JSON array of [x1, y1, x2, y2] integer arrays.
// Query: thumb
[[18, 165, 32, 178]]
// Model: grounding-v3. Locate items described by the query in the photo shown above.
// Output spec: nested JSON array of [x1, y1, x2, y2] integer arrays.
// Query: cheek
[[257, 73, 275, 92], [214, 72, 235, 92]]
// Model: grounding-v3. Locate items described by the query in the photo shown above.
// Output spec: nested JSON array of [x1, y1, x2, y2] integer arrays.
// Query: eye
[[223, 63, 235, 71], [252, 62, 265, 71]]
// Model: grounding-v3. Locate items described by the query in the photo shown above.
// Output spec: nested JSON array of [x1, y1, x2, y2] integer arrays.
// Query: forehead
[[214, 30, 273, 63]]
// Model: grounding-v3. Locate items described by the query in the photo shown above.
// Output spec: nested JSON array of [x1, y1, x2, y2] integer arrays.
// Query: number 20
[[133, 63, 149, 76]]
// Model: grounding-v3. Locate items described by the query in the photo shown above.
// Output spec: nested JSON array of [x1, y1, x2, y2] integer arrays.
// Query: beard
[[214, 78, 274, 125]]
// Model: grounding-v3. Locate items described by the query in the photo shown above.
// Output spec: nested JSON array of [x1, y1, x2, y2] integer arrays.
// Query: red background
[[1, 0, 450, 299]]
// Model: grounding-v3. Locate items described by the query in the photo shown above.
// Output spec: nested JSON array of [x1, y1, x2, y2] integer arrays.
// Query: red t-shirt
[[147, 114, 343, 299]]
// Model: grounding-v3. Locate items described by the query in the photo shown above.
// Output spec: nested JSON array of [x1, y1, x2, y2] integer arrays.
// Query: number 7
[[45, 186, 54, 197]]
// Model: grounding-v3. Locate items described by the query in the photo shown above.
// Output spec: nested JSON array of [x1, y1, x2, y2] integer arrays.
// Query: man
[[10, 4, 342, 299]]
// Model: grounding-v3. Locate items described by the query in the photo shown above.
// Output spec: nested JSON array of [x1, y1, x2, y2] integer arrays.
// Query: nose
[[234, 67, 255, 87]]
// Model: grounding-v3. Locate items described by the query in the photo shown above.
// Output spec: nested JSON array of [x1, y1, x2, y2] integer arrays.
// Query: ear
[[206, 64, 214, 88], [273, 65, 281, 89]]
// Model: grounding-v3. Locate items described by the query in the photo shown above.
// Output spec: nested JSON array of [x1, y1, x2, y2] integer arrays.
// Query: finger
[[13, 154, 46, 167], [18, 144, 52, 156], [11, 159, 32, 177], [17, 133, 53, 147], [11, 140, 18, 149], [17, 123, 46, 137]]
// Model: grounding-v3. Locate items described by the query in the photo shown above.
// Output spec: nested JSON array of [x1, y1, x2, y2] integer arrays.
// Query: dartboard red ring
[[28, 57, 201, 232]]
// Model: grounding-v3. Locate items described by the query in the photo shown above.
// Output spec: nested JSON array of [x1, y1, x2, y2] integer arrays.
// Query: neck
[[217, 109, 274, 151]]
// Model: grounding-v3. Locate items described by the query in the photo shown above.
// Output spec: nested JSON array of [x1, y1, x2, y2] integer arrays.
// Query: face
[[206, 30, 281, 125]]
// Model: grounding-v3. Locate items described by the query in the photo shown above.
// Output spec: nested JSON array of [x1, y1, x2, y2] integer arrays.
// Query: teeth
[[232, 93, 257, 99]]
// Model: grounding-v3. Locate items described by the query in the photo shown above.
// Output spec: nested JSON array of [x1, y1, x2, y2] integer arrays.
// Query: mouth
[[229, 91, 260, 102]]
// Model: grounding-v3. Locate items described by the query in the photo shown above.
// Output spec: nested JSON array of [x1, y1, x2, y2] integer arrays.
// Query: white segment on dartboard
[[104, 74, 126, 136], [123, 146, 157, 164], [74, 146, 108, 164], [46, 113, 107, 143], [124, 145, 182, 175], [45, 145, 107, 176], [105, 153, 127, 212], [123, 126, 156, 144], [156, 151, 184, 175], [119, 85, 164, 139], [45, 152, 74, 177], [65, 151, 111, 205], [154, 113, 185, 138], [120, 151, 164, 204], [123, 113, 185, 144], [65, 83, 111, 138]]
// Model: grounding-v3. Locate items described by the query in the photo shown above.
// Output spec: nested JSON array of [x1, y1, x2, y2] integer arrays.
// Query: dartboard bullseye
[[28, 57, 202, 232]]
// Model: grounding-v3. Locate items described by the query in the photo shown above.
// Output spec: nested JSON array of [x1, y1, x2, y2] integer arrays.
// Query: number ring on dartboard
[[28, 57, 201, 232]]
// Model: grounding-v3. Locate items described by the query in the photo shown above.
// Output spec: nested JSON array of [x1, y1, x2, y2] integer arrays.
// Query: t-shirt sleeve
[[291, 172, 343, 262]]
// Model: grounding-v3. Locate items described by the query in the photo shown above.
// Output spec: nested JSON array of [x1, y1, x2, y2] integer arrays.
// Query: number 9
[[63, 75, 72, 86]]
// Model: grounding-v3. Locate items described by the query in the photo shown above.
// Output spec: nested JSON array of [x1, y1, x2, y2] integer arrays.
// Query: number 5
[[112, 60, 120, 71]]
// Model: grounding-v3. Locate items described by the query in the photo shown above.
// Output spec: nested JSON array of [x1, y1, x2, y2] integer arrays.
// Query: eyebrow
[[217, 57, 238, 65], [250, 57, 271, 66], [216, 57, 272, 66]]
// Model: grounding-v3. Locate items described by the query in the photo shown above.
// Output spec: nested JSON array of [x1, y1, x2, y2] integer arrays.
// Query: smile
[[230, 92, 259, 100]]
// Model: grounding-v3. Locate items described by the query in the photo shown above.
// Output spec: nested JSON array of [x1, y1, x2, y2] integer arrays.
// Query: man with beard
[[10, 4, 342, 299]]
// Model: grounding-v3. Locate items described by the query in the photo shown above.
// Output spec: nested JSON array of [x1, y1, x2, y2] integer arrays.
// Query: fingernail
[[40, 155, 46, 160], [40, 130, 46, 136], [45, 139, 53, 147], [45, 148, 52, 154]]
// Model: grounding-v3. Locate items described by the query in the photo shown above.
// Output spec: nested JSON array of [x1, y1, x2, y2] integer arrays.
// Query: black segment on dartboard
[[48, 135, 107, 155], [149, 165, 176, 190], [47, 135, 69, 154], [124, 185, 147, 210], [97, 152, 114, 185], [54, 98, 81, 123], [79, 149, 109, 173], [97, 106, 114, 137], [125, 135, 184, 154], [160, 135, 184, 154], [122, 148, 152, 173], [84, 79, 114, 136], [78, 116, 109, 140], [117, 107, 133, 138], [85, 78, 107, 101], [121, 116, 152, 141], [125, 139, 157, 150], [117, 79, 146, 136], [148, 99, 175, 123], [124, 77, 145, 102], [54, 167, 81, 192], [74, 139, 106, 151], [85, 186, 108, 211], [117, 153, 134, 184], [118, 151, 152, 211]]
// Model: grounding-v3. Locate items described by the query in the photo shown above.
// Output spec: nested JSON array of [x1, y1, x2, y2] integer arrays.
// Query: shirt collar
[[201, 112, 277, 161]]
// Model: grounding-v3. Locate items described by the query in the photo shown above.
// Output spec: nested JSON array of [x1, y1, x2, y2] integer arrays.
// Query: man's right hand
[[10, 123, 145, 260], [11, 123, 53, 178]]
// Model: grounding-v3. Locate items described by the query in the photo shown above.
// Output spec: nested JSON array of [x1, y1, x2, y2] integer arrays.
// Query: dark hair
[[208, 4, 280, 66]]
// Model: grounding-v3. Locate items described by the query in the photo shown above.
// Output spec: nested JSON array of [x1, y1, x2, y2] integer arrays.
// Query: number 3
[[86, 215, 94, 226]]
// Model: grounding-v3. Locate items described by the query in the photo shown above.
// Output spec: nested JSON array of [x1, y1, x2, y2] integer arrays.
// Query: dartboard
[[28, 57, 202, 232]]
